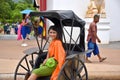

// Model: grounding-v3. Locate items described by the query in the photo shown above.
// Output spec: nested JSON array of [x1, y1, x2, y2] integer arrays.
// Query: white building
[[38, 0, 120, 44]]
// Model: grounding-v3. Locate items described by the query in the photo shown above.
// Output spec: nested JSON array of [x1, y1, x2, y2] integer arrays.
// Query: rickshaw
[[14, 10, 91, 80]]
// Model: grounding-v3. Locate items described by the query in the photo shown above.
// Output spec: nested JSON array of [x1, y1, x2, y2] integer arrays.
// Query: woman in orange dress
[[28, 25, 66, 80]]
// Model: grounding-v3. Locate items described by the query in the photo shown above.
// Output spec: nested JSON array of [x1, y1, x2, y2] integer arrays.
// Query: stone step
[[0, 35, 35, 40], [0, 35, 17, 40], [0, 73, 120, 80]]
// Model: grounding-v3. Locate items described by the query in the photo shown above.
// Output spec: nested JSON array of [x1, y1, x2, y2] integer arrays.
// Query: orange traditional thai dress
[[48, 40, 66, 80]]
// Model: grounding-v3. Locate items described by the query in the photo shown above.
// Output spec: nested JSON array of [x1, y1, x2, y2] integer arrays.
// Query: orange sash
[[48, 40, 66, 80]]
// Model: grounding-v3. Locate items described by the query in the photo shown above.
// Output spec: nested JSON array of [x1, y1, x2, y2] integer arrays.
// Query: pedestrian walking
[[21, 14, 31, 46], [86, 14, 107, 63]]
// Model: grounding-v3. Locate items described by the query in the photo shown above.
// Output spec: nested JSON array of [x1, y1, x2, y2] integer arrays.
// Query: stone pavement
[[0, 38, 120, 80]]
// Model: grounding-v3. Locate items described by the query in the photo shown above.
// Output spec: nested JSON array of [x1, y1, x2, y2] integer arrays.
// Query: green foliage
[[0, 0, 35, 23], [24, 0, 33, 4], [4, 0, 16, 10], [0, 25, 3, 29], [0, 2, 12, 19], [11, 9, 22, 23]]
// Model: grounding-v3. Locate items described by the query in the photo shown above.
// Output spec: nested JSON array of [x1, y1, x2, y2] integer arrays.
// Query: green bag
[[32, 57, 57, 77], [45, 57, 57, 68]]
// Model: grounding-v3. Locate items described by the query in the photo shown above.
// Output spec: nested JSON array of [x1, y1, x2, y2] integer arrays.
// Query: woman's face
[[49, 29, 57, 40]]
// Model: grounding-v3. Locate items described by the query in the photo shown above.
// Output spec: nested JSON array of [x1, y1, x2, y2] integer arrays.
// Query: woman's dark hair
[[48, 25, 63, 42], [23, 14, 26, 19]]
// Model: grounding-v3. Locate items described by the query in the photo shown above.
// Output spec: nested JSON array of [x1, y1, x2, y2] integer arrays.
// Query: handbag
[[45, 57, 57, 68], [32, 57, 57, 77]]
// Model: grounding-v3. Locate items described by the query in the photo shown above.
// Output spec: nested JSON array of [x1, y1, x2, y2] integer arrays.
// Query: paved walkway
[[0, 39, 120, 80]]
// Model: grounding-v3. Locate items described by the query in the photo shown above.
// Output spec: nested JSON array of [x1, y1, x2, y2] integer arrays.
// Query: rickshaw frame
[[14, 10, 91, 80]]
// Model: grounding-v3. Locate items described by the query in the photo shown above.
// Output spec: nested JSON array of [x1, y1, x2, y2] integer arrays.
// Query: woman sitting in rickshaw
[[28, 25, 66, 80]]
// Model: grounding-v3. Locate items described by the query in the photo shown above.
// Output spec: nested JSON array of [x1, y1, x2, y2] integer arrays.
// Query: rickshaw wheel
[[14, 52, 39, 80], [58, 57, 88, 80]]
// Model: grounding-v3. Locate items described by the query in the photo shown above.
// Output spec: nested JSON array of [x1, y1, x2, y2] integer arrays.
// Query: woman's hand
[[42, 59, 47, 65]]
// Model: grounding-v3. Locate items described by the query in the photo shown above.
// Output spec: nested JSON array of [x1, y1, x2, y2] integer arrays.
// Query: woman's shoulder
[[54, 40, 62, 45]]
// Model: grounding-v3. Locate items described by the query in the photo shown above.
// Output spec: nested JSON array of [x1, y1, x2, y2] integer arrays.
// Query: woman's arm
[[42, 53, 49, 65]]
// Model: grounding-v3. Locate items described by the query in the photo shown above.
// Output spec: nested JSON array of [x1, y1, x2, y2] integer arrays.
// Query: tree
[[4, 0, 16, 10], [24, 0, 33, 4], [0, 0, 15, 23], [11, 9, 22, 23], [15, 2, 28, 11], [0, 2, 12, 23], [0, 0, 34, 23]]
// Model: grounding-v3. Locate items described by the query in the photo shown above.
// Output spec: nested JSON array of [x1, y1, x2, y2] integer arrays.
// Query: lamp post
[[40, 0, 46, 11], [40, 0, 47, 38]]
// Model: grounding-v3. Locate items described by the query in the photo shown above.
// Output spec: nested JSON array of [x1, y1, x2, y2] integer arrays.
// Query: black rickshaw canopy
[[29, 10, 85, 52], [29, 10, 85, 28]]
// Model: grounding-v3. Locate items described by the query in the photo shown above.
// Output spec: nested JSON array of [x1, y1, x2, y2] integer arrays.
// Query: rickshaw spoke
[[16, 73, 26, 75], [30, 53, 36, 67], [77, 65, 84, 74], [76, 59, 88, 80], [62, 69, 71, 80], [81, 73, 86, 78], [25, 57, 30, 71], [58, 61, 71, 80], [59, 58, 88, 80], [19, 64, 29, 72], [63, 59, 75, 80], [14, 53, 38, 80], [42, 37, 49, 50]]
